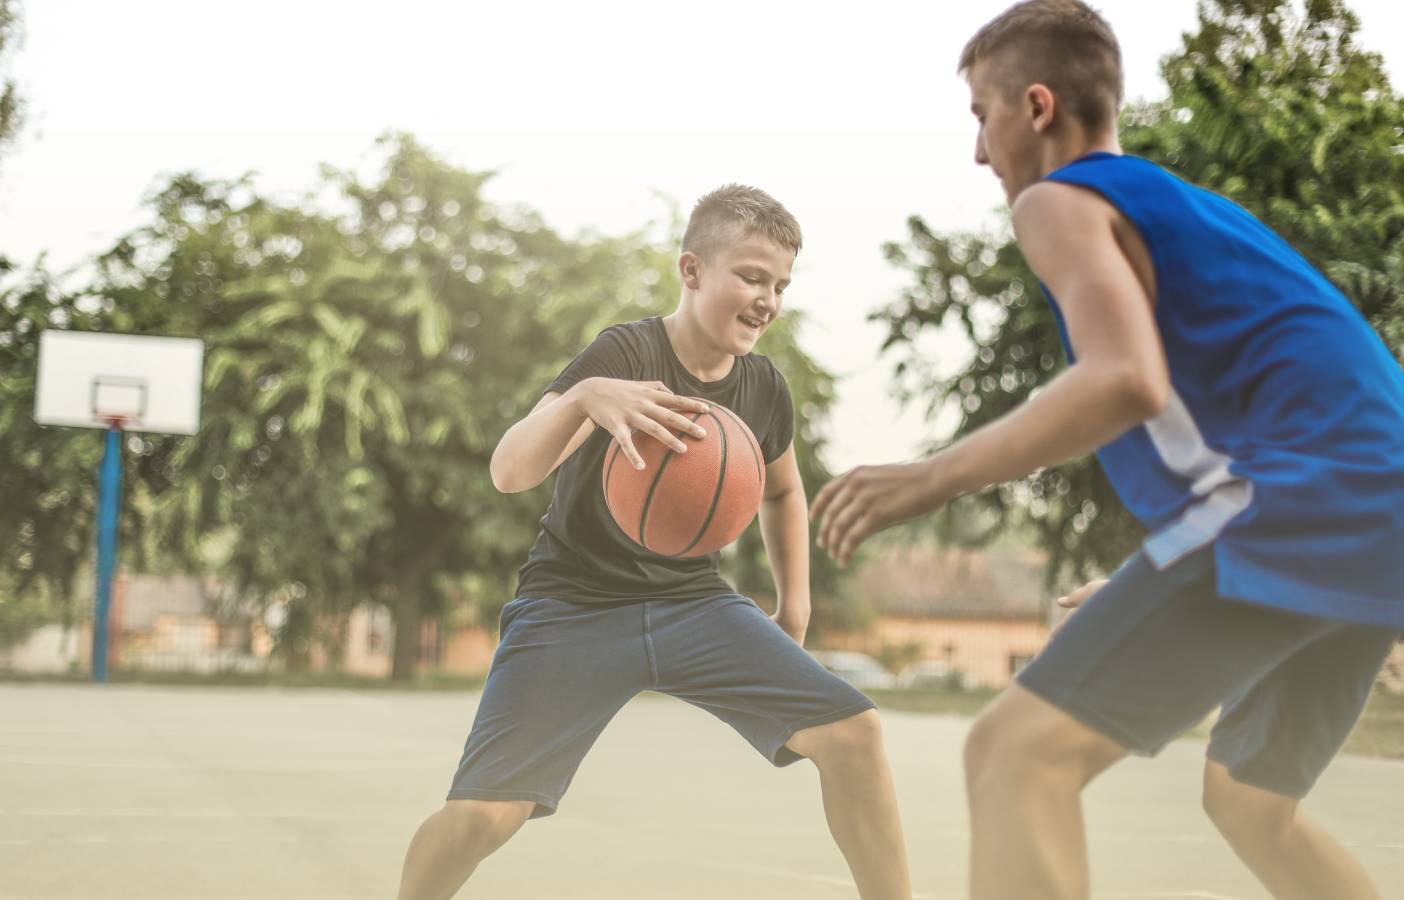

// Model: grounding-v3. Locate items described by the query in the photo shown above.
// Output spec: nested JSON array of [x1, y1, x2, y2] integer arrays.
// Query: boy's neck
[[662, 311, 736, 383], [1041, 130, 1123, 179]]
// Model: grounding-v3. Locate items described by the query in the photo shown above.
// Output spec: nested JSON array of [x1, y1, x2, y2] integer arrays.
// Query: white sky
[[2, 0, 1401, 471]]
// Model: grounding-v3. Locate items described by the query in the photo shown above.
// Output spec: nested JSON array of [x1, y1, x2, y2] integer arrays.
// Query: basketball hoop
[[33, 330, 205, 683]]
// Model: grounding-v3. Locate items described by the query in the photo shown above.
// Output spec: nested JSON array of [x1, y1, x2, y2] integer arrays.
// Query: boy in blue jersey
[[813, 1, 1403, 897]]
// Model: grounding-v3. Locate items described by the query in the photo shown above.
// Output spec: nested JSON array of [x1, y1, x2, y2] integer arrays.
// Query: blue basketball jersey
[[1040, 153, 1404, 628]]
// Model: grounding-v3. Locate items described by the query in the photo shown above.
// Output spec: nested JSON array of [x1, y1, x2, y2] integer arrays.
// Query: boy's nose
[[975, 134, 989, 166]]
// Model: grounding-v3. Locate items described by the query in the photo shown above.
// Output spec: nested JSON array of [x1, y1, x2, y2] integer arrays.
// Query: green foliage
[[876, 0, 1404, 583], [0, 265, 115, 644], [1123, 0, 1404, 325], [47, 134, 844, 676], [0, 0, 22, 169]]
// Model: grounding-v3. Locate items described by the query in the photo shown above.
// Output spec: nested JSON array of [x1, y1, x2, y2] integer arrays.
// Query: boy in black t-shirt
[[396, 185, 912, 900]]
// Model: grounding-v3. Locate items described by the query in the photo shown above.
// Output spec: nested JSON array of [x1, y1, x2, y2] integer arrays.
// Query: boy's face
[[968, 59, 1044, 202], [683, 231, 793, 357]]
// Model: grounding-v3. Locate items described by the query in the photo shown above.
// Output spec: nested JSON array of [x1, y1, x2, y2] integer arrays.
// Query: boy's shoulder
[[739, 349, 790, 399], [577, 317, 658, 365], [592, 316, 657, 345], [588, 315, 789, 394]]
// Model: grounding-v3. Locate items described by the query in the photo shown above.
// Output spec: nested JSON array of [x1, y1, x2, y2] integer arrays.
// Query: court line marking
[[4, 808, 423, 823], [0, 755, 442, 772], [1093, 893, 1249, 900], [710, 861, 943, 899]]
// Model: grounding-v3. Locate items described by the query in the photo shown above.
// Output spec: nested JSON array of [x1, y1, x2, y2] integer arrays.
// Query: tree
[[0, 266, 120, 645], [0, 0, 22, 170], [876, 0, 1404, 583], [87, 134, 846, 677]]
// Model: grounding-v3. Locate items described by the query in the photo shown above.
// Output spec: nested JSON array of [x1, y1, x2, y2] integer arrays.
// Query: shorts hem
[[1015, 672, 1160, 757], [445, 787, 559, 819], [1204, 744, 1313, 800], [768, 700, 878, 767]]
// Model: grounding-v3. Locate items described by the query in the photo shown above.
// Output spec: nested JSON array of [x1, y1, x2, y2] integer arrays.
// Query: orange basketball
[[602, 403, 766, 557]]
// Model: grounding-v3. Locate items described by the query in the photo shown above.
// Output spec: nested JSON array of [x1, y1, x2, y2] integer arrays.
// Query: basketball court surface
[[2, 683, 1401, 899]]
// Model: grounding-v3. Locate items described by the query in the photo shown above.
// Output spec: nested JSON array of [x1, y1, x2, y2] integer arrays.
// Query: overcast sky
[[3, 0, 1401, 470]]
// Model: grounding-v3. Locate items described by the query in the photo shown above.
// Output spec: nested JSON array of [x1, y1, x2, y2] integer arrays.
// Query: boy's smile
[[678, 231, 793, 367]]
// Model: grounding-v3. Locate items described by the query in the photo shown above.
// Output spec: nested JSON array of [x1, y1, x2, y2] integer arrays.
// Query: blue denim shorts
[[1017, 548, 1398, 798], [447, 593, 875, 818]]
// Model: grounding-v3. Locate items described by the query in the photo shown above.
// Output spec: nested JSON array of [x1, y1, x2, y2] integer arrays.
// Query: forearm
[[489, 384, 592, 493], [937, 360, 1164, 498], [759, 488, 812, 626]]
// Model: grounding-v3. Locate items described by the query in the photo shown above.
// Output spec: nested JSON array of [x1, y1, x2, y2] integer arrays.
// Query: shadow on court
[[2, 684, 1401, 899]]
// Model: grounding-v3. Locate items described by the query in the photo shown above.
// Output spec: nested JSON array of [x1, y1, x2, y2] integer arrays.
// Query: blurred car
[[808, 650, 897, 690], [896, 659, 967, 691]]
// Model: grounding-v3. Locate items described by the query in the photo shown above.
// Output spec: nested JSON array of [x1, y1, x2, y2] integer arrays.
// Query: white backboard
[[35, 331, 204, 435]]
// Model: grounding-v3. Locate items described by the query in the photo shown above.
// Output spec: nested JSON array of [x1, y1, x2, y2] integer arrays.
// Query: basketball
[[602, 403, 766, 557]]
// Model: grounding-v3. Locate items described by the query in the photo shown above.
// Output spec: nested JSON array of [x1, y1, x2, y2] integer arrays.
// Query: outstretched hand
[[811, 459, 947, 566]]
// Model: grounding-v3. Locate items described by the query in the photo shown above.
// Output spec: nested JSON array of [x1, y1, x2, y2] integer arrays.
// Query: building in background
[[826, 545, 1055, 689]]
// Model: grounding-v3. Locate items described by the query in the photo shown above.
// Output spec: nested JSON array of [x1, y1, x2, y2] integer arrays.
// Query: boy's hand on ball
[[812, 458, 950, 566], [575, 378, 710, 470]]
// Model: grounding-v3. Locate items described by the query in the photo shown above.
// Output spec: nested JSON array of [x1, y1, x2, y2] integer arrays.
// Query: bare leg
[[1203, 760, 1380, 900], [964, 685, 1126, 900], [397, 798, 534, 900], [787, 709, 912, 900]]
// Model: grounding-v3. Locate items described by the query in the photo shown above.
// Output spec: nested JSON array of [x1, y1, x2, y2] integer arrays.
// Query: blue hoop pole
[[93, 424, 123, 683]]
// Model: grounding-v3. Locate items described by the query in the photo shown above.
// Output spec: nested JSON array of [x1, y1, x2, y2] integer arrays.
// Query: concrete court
[[1, 683, 1401, 900]]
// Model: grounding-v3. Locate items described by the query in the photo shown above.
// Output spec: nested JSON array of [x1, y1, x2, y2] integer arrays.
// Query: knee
[[964, 703, 1032, 794], [1202, 764, 1295, 846], [965, 693, 1119, 798], [793, 709, 885, 764], [439, 799, 532, 859], [963, 706, 1006, 788]]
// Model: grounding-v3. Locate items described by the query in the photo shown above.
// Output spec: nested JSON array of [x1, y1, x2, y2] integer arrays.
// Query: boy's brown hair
[[959, 0, 1123, 133], [681, 184, 803, 262]]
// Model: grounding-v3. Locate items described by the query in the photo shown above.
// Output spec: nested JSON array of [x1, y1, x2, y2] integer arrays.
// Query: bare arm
[[757, 443, 810, 644], [489, 378, 711, 494], [813, 181, 1170, 563]]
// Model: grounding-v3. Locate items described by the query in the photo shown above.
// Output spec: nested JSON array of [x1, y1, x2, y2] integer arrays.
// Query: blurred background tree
[[0, 269, 118, 646], [56, 134, 846, 678], [875, 0, 1404, 585], [0, 0, 83, 647], [0, 0, 22, 170]]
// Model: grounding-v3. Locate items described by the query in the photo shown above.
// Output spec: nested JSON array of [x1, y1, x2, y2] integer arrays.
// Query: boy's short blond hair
[[681, 184, 802, 262], [959, 0, 1123, 133]]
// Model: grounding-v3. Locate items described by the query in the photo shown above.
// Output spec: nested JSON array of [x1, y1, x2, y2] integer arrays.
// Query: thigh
[[447, 597, 650, 817], [1017, 549, 1338, 756], [648, 594, 875, 766], [1209, 625, 1398, 798]]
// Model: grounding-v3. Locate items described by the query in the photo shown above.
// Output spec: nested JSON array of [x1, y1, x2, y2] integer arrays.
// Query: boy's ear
[[1025, 83, 1056, 133], [679, 251, 703, 290]]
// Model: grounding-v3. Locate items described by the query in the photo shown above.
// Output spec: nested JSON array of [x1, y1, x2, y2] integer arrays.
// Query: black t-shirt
[[514, 316, 795, 604]]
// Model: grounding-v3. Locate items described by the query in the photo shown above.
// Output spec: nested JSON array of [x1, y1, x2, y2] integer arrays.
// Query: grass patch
[[1343, 688, 1404, 760], [867, 686, 999, 719], [0, 668, 486, 692], [869, 685, 1404, 762]]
